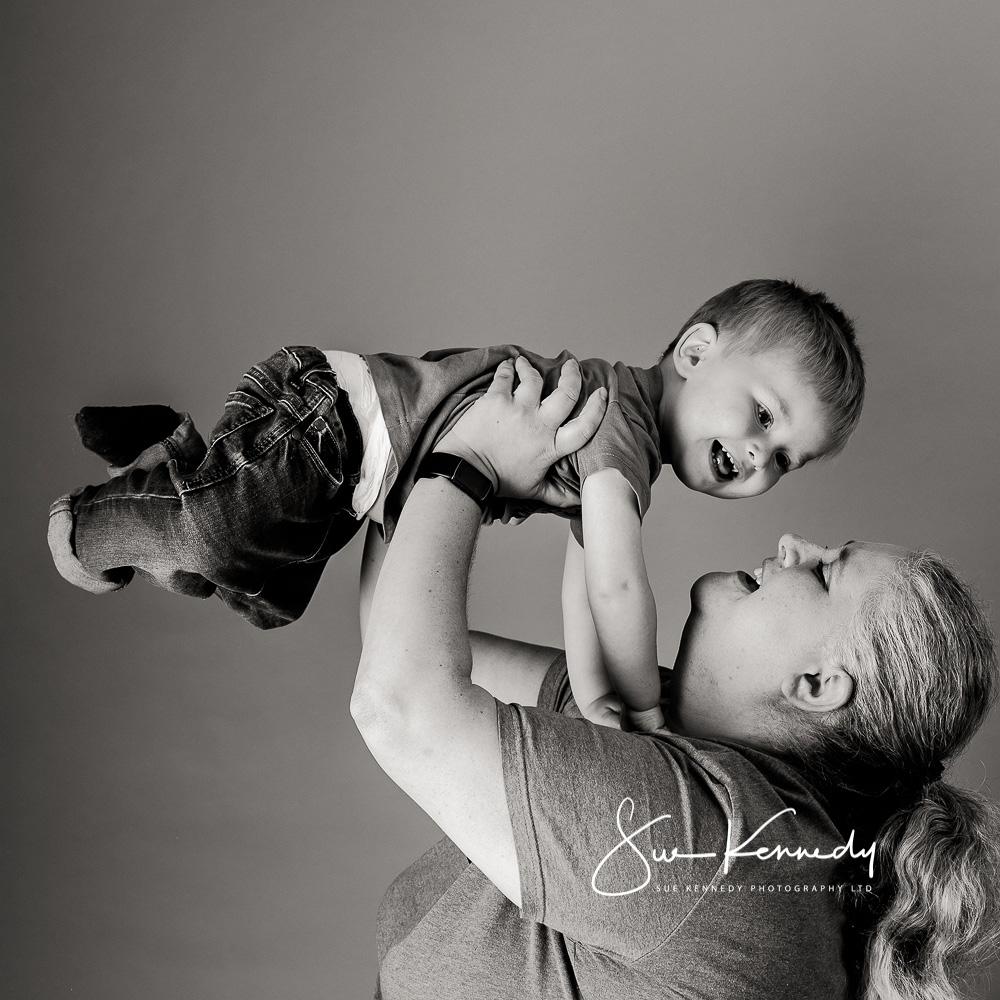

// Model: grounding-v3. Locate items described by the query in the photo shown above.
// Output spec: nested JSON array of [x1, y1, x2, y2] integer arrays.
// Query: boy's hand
[[581, 693, 624, 730], [623, 705, 666, 734], [435, 357, 607, 509]]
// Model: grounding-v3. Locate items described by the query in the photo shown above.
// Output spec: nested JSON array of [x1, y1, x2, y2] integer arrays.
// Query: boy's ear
[[672, 323, 718, 379], [780, 661, 854, 715]]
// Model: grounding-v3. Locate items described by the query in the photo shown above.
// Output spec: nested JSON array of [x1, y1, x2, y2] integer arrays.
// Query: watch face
[[418, 453, 494, 508], [453, 461, 492, 504]]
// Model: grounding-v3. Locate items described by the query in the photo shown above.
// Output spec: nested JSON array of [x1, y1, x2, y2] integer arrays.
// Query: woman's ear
[[672, 323, 719, 379], [781, 664, 854, 714]]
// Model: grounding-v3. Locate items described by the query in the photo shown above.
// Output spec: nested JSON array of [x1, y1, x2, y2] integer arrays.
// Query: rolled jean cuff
[[47, 492, 131, 594]]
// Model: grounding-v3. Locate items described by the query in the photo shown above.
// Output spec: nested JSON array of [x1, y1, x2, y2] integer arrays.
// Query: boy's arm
[[580, 468, 664, 732], [562, 529, 622, 727]]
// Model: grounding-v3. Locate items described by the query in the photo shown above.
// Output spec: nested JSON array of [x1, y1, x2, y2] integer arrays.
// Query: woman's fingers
[[553, 386, 608, 459], [512, 355, 543, 405], [485, 357, 517, 397], [434, 355, 604, 503], [538, 358, 583, 428]]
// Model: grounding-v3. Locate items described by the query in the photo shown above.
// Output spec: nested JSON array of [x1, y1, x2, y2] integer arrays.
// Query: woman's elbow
[[351, 679, 442, 775], [350, 663, 433, 754], [350, 671, 406, 744], [350, 680, 381, 733]]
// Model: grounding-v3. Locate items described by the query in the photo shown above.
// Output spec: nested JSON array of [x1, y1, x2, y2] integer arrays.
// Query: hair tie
[[925, 759, 945, 786]]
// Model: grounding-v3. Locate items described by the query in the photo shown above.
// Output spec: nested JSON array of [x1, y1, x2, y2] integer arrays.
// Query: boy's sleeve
[[498, 662, 732, 961], [566, 398, 658, 545], [571, 400, 657, 518]]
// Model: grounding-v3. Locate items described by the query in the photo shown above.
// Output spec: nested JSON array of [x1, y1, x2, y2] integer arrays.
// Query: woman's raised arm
[[350, 358, 606, 904], [362, 517, 562, 706]]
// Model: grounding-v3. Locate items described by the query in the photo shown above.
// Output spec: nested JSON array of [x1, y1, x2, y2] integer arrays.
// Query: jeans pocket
[[297, 412, 349, 491], [214, 391, 275, 442], [185, 391, 281, 490]]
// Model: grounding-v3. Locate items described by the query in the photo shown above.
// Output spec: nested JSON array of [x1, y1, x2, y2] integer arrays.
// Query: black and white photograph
[[4, 2, 1000, 997]]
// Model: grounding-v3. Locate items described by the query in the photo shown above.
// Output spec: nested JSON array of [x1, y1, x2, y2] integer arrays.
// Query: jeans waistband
[[262, 346, 364, 483]]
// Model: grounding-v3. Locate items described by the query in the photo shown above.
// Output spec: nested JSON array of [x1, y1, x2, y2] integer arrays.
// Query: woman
[[352, 358, 1000, 1000]]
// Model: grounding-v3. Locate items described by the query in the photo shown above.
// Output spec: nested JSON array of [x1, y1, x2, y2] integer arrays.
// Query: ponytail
[[780, 549, 1000, 998], [856, 782, 1000, 1000]]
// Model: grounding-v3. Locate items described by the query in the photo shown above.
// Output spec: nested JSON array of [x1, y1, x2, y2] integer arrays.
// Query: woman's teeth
[[753, 567, 763, 585]]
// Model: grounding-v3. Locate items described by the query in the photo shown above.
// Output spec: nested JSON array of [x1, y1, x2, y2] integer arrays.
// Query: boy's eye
[[775, 452, 791, 473], [756, 404, 773, 429]]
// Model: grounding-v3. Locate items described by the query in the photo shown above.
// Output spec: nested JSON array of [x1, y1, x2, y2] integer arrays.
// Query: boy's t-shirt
[[374, 655, 856, 999], [362, 346, 664, 541]]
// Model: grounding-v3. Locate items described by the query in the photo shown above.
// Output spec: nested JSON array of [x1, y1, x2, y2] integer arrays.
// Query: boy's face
[[662, 326, 831, 498]]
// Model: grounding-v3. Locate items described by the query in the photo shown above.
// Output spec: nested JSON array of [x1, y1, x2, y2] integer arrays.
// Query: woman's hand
[[434, 356, 607, 509]]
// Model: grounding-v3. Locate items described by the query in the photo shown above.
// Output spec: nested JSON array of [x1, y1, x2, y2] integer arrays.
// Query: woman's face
[[668, 534, 910, 744]]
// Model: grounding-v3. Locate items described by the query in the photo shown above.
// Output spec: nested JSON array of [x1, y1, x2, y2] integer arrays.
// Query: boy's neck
[[655, 355, 681, 465]]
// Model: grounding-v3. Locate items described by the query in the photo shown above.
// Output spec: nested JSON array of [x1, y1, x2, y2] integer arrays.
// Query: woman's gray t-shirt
[[375, 656, 860, 999]]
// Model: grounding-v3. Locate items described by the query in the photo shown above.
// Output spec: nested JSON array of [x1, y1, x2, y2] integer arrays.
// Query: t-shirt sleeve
[[571, 399, 656, 518], [498, 662, 732, 961]]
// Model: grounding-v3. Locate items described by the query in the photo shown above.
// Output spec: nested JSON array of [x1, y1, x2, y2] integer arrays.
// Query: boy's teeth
[[712, 441, 740, 480]]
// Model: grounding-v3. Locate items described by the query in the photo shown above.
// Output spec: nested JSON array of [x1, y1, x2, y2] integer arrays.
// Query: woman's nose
[[777, 533, 825, 567]]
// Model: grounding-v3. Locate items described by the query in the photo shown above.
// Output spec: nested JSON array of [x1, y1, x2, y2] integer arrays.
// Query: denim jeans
[[63, 346, 365, 628]]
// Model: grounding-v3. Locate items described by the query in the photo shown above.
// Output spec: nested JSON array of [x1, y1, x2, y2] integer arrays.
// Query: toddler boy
[[48, 279, 864, 731]]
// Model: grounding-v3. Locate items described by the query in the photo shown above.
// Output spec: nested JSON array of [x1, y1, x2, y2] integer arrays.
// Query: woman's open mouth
[[711, 440, 741, 482], [737, 570, 760, 592]]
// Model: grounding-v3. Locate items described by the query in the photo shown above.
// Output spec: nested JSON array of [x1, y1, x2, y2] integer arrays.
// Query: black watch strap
[[416, 452, 497, 511]]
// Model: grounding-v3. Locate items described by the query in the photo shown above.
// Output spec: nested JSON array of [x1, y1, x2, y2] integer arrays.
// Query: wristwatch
[[415, 452, 497, 512]]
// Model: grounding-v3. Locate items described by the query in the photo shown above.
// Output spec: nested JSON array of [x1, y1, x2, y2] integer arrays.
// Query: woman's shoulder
[[509, 697, 848, 870], [498, 702, 854, 985], [637, 726, 848, 846]]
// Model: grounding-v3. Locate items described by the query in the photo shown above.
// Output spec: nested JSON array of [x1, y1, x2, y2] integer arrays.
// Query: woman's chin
[[689, 570, 741, 606]]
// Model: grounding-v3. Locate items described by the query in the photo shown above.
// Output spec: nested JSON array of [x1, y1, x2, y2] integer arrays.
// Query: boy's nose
[[777, 533, 825, 567], [747, 442, 769, 471]]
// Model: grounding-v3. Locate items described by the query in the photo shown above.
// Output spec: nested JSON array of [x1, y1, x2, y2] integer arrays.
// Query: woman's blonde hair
[[786, 550, 1000, 999]]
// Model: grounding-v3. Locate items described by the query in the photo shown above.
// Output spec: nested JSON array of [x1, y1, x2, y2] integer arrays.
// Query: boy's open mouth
[[711, 440, 740, 481]]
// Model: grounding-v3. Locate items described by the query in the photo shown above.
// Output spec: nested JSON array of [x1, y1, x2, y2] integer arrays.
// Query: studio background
[[4, 2, 999, 997]]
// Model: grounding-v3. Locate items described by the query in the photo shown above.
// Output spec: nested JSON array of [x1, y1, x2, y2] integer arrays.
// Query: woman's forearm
[[349, 475, 526, 904], [352, 478, 482, 727]]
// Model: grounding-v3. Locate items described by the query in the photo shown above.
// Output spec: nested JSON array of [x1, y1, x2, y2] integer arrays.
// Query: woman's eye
[[756, 404, 773, 429], [775, 452, 791, 472]]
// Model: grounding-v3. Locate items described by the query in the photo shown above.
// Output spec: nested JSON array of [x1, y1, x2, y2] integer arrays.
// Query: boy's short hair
[[664, 279, 865, 457]]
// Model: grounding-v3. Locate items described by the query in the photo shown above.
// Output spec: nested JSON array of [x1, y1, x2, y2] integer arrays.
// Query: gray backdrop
[[4, 2, 999, 997]]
